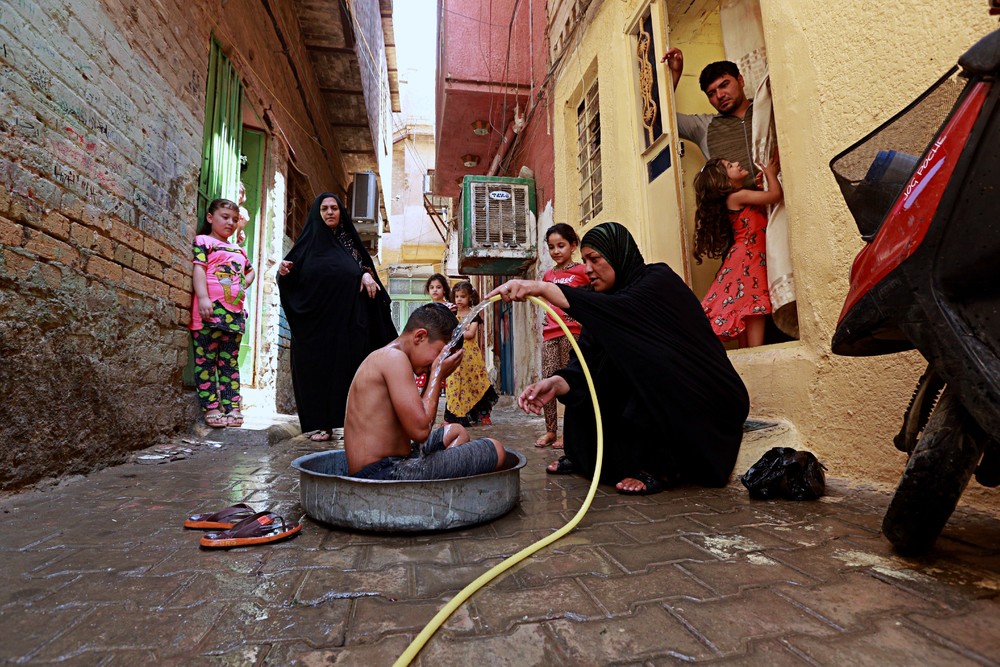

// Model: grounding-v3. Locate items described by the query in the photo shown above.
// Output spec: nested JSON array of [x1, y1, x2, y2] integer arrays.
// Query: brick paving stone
[[546, 602, 718, 663], [775, 571, 942, 630], [348, 595, 477, 644], [418, 622, 558, 666], [677, 553, 815, 596], [665, 588, 841, 656], [508, 546, 625, 588], [362, 540, 458, 569], [33, 571, 191, 608], [32, 601, 227, 662], [614, 515, 717, 542], [908, 599, 1000, 661], [470, 577, 605, 632], [601, 536, 723, 572], [578, 563, 716, 614], [659, 638, 812, 666], [414, 561, 525, 597], [297, 564, 412, 601], [0, 608, 91, 661], [263, 634, 414, 665], [785, 617, 990, 666]]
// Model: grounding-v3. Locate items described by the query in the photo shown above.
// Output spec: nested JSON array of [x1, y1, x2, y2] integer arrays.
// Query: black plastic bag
[[741, 447, 827, 500]]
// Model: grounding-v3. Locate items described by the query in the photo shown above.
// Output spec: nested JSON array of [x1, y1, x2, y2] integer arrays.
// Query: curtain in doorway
[[752, 74, 798, 338]]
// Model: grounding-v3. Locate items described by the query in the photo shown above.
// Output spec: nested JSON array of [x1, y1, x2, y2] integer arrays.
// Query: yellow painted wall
[[553, 0, 686, 261], [554, 0, 1000, 513]]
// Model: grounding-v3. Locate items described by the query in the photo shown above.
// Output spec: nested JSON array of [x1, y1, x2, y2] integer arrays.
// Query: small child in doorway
[[693, 156, 782, 348], [536, 223, 589, 448], [344, 303, 508, 480], [444, 281, 499, 426], [189, 198, 255, 428]]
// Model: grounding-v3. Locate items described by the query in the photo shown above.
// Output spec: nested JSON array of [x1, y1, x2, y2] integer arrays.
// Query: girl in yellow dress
[[444, 281, 499, 426]]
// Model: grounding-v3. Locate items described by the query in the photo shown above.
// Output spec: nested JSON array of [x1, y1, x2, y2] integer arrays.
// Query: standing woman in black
[[278, 193, 396, 441]]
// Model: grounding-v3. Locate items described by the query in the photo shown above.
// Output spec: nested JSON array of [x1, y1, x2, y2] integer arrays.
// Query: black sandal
[[617, 471, 670, 496], [546, 455, 575, 475]]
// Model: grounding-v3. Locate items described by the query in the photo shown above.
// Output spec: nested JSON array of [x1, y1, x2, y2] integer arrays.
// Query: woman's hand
[[360, 272, 379, 298], [517, 376, 570, 415], [488, 280, 570, 309], [278, 260, 293, 276]]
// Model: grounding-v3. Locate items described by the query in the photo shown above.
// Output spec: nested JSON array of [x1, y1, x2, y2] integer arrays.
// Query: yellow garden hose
[[394, 294, 604, 666]]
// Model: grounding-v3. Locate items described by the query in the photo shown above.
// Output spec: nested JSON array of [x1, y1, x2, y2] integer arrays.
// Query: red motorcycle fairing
[[839, 82, 991, 321]]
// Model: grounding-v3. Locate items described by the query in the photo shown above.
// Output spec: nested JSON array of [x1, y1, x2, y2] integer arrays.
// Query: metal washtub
[[291, 449, 526, 532]]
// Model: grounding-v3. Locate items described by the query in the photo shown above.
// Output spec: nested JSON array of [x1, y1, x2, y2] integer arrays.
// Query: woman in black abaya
[[278, 193, 396, 441], [491, 222, 748, 494]]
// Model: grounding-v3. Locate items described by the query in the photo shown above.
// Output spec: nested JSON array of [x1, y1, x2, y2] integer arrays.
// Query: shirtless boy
[[344, 303, 507, 480]]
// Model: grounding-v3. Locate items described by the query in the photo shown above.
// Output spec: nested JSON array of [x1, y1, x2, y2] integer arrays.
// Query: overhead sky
[[393, 0, 437, 126]]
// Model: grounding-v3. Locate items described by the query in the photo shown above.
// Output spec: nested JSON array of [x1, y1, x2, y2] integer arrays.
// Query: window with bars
[[577, 79, 603, 225]]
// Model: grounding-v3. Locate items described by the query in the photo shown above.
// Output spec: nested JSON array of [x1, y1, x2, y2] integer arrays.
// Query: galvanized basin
[[291, 448, 525, 532]]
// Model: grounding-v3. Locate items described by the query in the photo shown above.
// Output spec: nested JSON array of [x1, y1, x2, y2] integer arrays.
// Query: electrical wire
[[393, 294, 604, 666]]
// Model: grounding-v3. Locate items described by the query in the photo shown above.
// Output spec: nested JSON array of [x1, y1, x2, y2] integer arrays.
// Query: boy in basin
[[345, 303, 508, 480]]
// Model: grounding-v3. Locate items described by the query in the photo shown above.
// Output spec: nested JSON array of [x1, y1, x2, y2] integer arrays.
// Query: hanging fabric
[[752, 73, 798, 338]]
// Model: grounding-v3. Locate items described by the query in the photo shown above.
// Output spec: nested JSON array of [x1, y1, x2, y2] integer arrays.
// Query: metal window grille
[[577, 79, 603, 225]]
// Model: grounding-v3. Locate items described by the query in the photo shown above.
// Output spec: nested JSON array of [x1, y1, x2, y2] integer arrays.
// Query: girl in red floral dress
[[693, 157, 782, 348]]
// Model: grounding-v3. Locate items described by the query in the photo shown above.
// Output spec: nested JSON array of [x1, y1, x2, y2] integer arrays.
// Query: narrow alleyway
[[1, 403, 999, 665]]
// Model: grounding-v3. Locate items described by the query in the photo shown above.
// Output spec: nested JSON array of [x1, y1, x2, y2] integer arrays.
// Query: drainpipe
[[487, 104, 525, 177]]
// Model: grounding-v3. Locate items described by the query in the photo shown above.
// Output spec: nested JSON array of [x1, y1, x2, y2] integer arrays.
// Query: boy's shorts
[[353, 427, 499, 481]]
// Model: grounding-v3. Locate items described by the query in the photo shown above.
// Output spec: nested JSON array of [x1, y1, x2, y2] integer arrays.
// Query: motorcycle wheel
[[882, 386, 987, 556]]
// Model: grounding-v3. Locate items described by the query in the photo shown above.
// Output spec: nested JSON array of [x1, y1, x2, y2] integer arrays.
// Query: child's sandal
[[227, 410, 244, 428], [205, 412, 227, 428]]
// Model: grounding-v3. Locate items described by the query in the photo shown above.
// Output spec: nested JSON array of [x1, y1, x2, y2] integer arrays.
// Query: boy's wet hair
[[546, 223, 579, 245], [403, 303, 458, 342], [424, 273, 452, 301], [451, 280, 480, 307], [699, 60, 741, 92]]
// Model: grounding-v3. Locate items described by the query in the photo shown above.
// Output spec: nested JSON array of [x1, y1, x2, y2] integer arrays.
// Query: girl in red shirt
[[536, 224, 589, 448]]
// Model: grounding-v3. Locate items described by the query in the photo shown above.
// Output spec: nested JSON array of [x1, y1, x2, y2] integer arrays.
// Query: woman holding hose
[[490, 222, 748, 495]]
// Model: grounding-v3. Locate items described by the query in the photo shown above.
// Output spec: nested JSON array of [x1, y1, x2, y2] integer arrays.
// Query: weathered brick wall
[[0, 0, 345, 491]]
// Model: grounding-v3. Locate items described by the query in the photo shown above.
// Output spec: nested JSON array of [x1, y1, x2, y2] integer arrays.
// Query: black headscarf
[[277, 193, 396, 431], [581, 222, 646, 291]]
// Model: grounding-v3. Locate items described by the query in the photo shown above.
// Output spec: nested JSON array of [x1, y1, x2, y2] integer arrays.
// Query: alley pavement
[[2, 402, 1000, 666]]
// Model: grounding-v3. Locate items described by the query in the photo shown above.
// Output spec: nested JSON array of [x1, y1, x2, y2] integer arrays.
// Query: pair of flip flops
[[183, 503, 302, 548]]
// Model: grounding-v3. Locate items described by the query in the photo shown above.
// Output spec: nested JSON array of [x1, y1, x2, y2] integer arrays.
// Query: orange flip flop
[[199, 511, 302, 548], [183, 503, 256, 530]]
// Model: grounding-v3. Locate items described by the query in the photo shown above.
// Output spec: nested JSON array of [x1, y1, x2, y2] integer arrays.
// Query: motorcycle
[[828, 17, 1000, 555]]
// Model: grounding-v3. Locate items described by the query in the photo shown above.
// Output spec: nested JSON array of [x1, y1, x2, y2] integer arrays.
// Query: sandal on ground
[[184, 503, 256, 530], [227, 410, 244, 428], [309, 430, 331, 442], [535, 432, 556, 448], [546, 455, 575, 475], [205, 411, 227, 428], [617, 471, 671, 496], [199, 511, 302, 548], [552, 440, 564, 450]]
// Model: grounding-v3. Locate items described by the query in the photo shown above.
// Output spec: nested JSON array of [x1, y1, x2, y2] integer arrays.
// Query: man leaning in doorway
[[661, 48, 757, 189]]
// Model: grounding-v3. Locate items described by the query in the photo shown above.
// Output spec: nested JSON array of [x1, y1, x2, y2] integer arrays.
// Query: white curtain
[[752, 74, 799, 338]]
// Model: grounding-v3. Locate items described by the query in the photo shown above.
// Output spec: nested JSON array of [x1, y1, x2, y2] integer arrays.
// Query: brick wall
[[0, 0, 345, 491]]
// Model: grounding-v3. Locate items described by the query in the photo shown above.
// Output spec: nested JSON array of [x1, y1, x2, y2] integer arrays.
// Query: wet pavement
[[2, 402, 1000, 666]]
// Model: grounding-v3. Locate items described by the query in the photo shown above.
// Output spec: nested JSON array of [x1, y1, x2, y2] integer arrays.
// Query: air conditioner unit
[[350, 171, 378, 222], [458, 175, 536, 275]]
